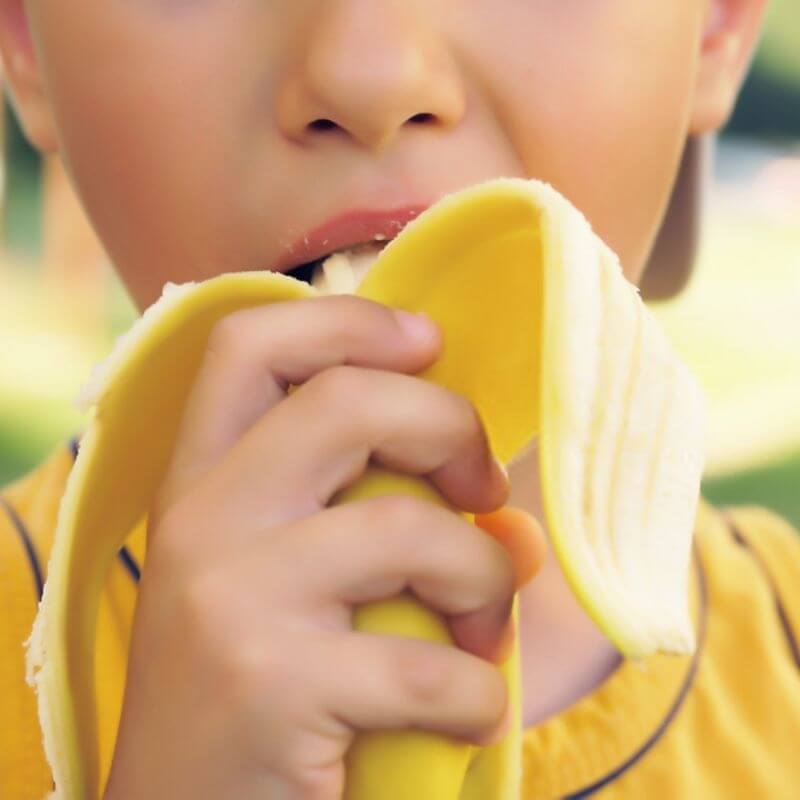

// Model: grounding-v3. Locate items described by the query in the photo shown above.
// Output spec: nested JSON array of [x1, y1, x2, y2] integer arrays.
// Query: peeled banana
[[25, 177, 706, 800]]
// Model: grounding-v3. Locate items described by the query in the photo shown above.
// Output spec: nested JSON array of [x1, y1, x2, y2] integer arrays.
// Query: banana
[[25, 177, 706, 799]]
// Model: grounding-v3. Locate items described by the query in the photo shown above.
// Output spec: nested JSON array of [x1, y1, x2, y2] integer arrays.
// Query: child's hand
[[103, 295, 543, 800]]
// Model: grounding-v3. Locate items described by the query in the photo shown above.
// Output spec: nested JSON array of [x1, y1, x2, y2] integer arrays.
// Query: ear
[[690, 0, 770, 135], [0, 0, 58, 153]]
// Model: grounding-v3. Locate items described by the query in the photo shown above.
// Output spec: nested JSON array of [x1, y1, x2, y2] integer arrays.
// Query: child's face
[[12, 1, 764, 310]]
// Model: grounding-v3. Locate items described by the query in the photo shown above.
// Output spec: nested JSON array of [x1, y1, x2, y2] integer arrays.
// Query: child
[[1, 1, 799, 797]]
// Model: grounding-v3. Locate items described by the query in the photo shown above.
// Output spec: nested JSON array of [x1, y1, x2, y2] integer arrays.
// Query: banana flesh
[[25, 177, 705, 800]]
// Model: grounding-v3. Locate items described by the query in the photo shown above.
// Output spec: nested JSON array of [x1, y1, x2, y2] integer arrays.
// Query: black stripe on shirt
[[68, 435, 141, 585], [0, 494, 45, 602], [722, 508, 800, 671], [118, 544, 141, 583], [562, 546, 709, 799]]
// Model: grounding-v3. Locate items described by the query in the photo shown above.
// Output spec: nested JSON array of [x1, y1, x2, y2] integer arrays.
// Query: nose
[[276, 2, 466, 152]]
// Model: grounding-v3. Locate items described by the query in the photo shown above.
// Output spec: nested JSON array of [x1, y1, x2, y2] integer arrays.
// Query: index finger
[[153, 294, 440, 520]]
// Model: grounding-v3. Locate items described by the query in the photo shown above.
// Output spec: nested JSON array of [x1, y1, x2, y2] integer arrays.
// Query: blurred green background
[[1, 2, 799, 528]]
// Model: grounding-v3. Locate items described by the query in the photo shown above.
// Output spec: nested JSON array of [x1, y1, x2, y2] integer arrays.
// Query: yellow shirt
[[2, 437, 799, 799]]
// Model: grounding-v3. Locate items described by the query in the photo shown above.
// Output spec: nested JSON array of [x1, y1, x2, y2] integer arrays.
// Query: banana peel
[[25, 177, 706, 799]]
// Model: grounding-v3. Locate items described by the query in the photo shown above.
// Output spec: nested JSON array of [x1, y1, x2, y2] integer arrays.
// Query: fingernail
[[490, 456, 510, 503], [393, 309, 438, 342], [493, 456, 509, 483]]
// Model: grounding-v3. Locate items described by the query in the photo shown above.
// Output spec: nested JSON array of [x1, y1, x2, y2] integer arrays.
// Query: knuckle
[[175, 567, 231, 650], [175, 569, 291, 695], [200, 615, 296, 722], [395, 644, 452, 706], [306, 364, 365, 410], [223, 638, 289, 708], [289, 764, 344, 800], [446, 391, 486, 449], [363, 495, 467, 581], [324, 292, 375, 318], [205, 309, 253, 361], [315, 294, 394, 350], [366, 494, 437, 537]]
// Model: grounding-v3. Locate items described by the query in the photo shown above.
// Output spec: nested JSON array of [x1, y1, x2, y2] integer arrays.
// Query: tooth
[[311, 246, 384, 295], [311, 253, 357, 294]]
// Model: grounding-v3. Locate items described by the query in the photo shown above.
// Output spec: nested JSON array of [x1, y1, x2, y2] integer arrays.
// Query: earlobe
[[0, 0, 58, 153], [640, 136, 709, 303], [689, 0, 768, 135]]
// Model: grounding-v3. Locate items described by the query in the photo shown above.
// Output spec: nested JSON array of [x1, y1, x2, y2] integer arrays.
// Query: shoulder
[[694, 496, 800, 596], [0, 439, 77, 639], [693, 495, 800, 669], [714, 501, 800, 653], [1, 440, 77, 583], [2, 437, 77, 515], [0, 441, 75, 798], [715, 502, 800, 572]]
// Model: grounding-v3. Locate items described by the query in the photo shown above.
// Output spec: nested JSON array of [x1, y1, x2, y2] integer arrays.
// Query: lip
[[275, 205, 430, 273]]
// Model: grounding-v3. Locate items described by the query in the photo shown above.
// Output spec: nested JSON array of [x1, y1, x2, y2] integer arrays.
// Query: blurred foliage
[[703, 450, 800, 527], [3, 96, 41, 258], [728, 0, 800, 139], [756, 0, 800, 82]]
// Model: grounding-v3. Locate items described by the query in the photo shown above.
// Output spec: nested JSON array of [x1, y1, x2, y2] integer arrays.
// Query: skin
[[0, 0, 768, 796]]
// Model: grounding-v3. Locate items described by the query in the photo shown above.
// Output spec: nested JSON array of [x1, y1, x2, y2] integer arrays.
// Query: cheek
[[457, 2, 704, 282], [30, 1, 275, 308]]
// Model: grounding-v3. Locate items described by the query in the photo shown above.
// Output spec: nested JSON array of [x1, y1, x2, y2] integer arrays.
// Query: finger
[[211, 365, 509, 532], [268, 495, 517, 663], [319, 630, 510, 747], [155, 294, 441, 516]]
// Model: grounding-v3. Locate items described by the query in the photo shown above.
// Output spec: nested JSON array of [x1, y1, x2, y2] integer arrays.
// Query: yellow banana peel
[[25, 178, 706, 799]]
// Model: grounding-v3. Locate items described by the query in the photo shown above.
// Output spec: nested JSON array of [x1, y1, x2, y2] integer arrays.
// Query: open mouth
[[285, 238, 391, 294]]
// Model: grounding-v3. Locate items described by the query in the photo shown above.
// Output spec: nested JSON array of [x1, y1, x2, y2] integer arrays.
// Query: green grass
[[0, 414, 72, 487], [702, 450, 800, 529]]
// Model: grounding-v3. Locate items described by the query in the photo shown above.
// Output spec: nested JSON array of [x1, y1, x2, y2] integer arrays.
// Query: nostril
[[407, 113, 435, 124], [309, 118, 339, 132]]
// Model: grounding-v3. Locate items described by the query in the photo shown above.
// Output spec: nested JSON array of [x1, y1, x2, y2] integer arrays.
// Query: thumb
[[474, 505, 548, 591], [448, 506, 548, 664]]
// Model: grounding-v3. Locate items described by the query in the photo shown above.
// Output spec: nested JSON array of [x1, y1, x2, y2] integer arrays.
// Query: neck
[[505, 440, 623, 729]]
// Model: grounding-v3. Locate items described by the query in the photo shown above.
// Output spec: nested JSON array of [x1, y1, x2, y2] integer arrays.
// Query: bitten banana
[[26, 178, 706, 800]]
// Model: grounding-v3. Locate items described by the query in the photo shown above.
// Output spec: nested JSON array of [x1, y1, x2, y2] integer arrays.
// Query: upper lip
[[275, 205, 430, 273]]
